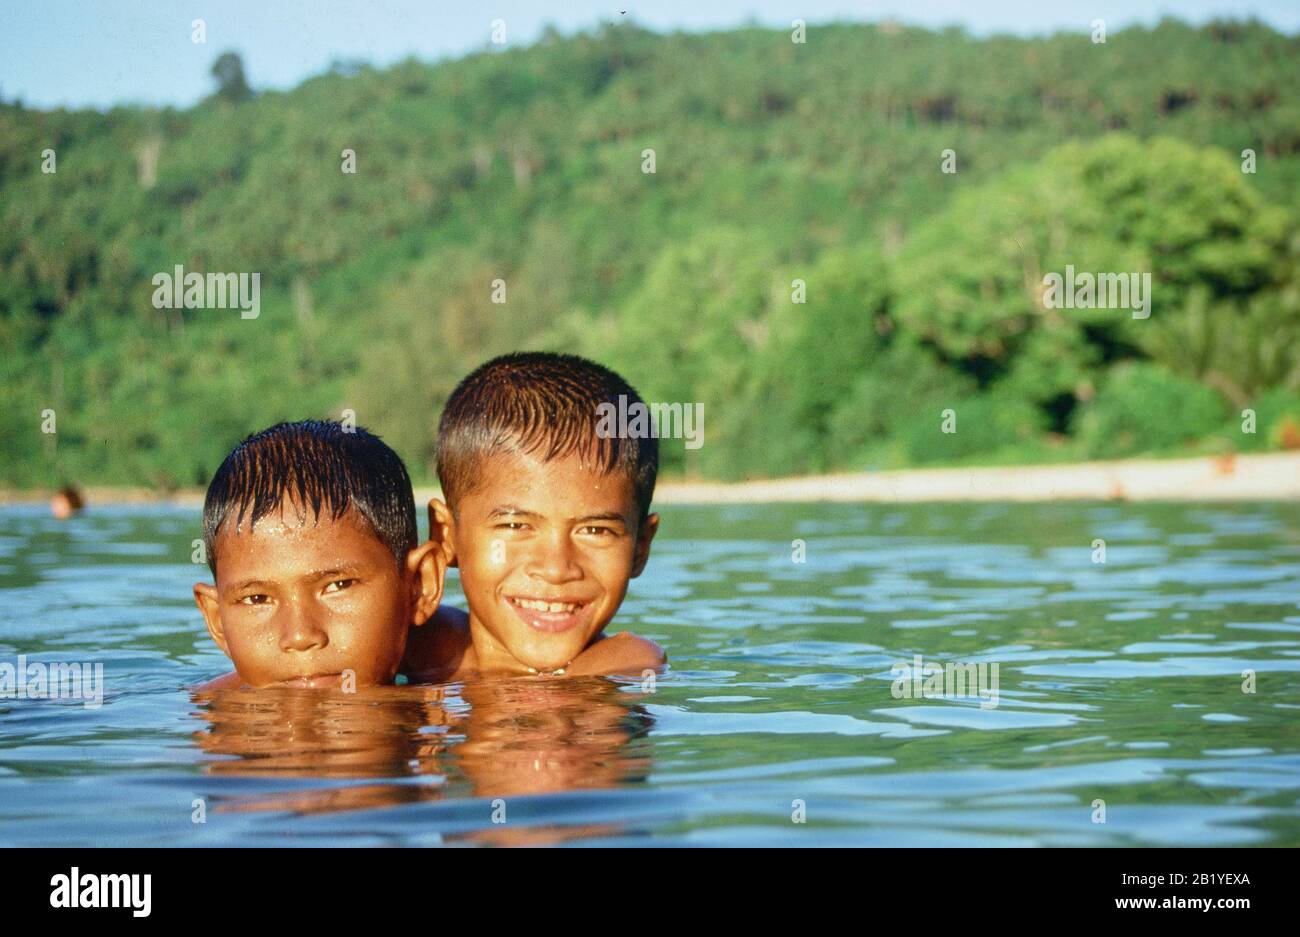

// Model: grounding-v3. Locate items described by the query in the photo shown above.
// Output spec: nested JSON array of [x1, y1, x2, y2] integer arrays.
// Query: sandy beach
[[4, 451, 1298, 507], [644, 451, 1300, 504]]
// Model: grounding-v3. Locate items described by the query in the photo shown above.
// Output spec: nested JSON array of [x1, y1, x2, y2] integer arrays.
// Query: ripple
[[2, 501, 1299, 846]]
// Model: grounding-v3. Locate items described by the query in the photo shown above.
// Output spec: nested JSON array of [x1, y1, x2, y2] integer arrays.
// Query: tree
[[211, 52, 253, 102]]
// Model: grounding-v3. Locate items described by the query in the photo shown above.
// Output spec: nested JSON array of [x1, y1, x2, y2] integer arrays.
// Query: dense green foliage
[[2, 19, 1299, 486]]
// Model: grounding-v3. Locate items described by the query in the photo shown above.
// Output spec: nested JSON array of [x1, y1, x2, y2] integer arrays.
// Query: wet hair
[[202, 420, 416, 576], [56, 485, 84, 510], [436, 352, 658, 523]]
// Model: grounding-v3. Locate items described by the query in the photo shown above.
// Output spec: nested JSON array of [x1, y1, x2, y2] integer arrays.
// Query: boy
[[403, 353, 666, 680], [194, 420, 446, 690]]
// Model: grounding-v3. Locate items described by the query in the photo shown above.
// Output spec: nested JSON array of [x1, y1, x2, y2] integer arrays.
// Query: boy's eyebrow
[[225, 564, 365, 593], [487, 505, 540, 518], [489, 505, 629, 525], [306, 564, 364, 580], [575, 512, 628, 524]]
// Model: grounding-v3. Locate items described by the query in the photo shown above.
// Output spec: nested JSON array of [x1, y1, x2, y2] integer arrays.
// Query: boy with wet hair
[[403, 352, 665, 679], [194, 420, 445, 689]]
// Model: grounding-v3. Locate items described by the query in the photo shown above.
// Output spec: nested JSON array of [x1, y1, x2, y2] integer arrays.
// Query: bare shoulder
[[401, 605, 473, 682], [567, 631, 666, 677]]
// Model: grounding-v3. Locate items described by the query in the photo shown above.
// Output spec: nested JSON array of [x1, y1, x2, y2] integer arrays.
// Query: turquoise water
[[1, 501, 1298, 846]]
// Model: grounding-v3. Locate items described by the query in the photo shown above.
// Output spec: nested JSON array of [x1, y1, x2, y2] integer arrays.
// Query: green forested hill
[[3, 18, 1299, 486]]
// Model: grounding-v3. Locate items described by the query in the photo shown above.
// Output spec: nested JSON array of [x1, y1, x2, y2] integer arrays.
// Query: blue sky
[[3, 0, 1297, 110]]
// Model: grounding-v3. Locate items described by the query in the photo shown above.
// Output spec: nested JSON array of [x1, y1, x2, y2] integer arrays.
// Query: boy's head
[[194, 420, 444, 688], [432, 353, 659, 674]]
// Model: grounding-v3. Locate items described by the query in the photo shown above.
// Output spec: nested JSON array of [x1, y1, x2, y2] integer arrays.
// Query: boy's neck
[[400, 605, 473, 681]]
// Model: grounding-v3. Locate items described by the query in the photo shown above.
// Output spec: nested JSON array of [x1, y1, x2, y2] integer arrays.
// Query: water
[[1, 501, 1298, 846]]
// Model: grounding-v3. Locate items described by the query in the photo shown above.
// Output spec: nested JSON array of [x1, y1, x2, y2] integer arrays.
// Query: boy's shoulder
[[401, 605, 474, 682], [402, 609, 664, 680], [566, 631, 665, 676]]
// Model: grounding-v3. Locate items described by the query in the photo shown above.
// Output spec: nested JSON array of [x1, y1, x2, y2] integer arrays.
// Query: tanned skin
[[402, 448, 664, 681], [194, 500, 445, 690]]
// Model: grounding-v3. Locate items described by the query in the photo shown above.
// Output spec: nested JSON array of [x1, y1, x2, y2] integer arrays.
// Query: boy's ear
[[406, 539, 447, 627], [193, 582, 229, 655], [631, 512, 659, 578], [427, 497, 457, 568]]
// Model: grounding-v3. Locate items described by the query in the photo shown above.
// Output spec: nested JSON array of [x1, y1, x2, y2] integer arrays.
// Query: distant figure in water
[[50, 485, 84, 519]]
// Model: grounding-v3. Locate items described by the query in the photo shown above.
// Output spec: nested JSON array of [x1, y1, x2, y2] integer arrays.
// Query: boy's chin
[[266, 673, 351, 689], [510, 635, 588, 674], [496, 597, 603, 673], [243, 667, 396, 689]]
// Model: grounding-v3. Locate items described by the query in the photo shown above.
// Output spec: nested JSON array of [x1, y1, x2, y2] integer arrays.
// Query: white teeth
[[514, 598, 578, 613]]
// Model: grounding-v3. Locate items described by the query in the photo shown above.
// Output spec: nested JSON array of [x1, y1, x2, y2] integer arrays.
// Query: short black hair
[[202, 420, 416, 576], [436, 352, 658, 523]]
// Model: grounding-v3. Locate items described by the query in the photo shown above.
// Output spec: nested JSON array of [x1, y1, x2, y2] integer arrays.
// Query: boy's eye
[[495, 521, 529, 531], [579, 525, 615, 536], [238, 594, 271, 606], [323, 579, 358, 593]]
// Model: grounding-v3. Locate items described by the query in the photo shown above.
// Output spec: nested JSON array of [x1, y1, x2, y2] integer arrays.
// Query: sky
[[2, 0, 1297, 111]]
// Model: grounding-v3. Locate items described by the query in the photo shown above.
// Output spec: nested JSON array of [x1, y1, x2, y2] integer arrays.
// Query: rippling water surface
[[1, 501, 1298, 846]]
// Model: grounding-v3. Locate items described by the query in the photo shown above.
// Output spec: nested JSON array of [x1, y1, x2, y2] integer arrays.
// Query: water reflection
[[4, 501, 1299, 846], [190, 676, 654, 842]]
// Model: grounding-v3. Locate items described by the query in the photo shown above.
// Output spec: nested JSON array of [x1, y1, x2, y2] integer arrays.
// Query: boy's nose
[[277, 601, 329, 652], [525, 534, 583, 585]]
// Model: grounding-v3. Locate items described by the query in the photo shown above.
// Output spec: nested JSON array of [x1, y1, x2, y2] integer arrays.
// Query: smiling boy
[[402, 353, 666, 680], [194, 420, 445, 690]]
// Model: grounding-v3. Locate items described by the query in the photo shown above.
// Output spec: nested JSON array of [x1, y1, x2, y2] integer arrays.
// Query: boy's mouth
[[272, 673, 344, 689], [506, 595, 590, 634]]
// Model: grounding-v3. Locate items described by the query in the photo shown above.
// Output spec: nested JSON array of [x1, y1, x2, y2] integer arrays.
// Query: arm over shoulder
[[567, 631, 666, 677]]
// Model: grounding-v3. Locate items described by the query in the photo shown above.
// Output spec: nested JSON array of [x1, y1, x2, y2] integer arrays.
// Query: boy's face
[[436, 448, 657, 674], [194, 500, 442, 688]]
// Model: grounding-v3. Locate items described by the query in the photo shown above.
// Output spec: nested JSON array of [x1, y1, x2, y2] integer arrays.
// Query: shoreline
[[646, 451, 1300, 503], [2, 451, 1298, 506]]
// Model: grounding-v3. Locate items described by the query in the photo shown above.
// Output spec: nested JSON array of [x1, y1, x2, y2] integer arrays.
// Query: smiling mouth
[[506, 596, 590, 633]]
